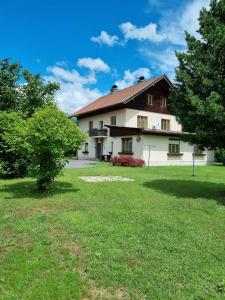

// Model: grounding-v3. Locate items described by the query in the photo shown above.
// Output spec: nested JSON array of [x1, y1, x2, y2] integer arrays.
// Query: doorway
[[96, 139, 103, 159]]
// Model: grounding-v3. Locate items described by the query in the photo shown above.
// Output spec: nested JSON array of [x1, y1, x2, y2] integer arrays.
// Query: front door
[[96, 139, 103, 159]]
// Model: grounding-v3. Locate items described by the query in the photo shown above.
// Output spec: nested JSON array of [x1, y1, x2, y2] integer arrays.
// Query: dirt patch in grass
[[13, 206, 57, 217], [64, 243, 82, 255], [51, 226, 84, 256], [11, 202, 75, 218], [0, 228, 33, 258], [0, 227, 15, 239], [17, 235, 33, 249], [82, 286, 131, 300]]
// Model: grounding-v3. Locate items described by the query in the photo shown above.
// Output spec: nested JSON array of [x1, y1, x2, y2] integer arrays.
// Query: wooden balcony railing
[[89, 128, 108, 137]]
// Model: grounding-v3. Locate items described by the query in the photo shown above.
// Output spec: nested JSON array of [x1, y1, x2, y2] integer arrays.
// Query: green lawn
[[0, 164, 225, 299]]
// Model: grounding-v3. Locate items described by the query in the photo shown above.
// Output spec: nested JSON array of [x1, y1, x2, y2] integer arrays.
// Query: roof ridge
[[73, 74, 168, 116]]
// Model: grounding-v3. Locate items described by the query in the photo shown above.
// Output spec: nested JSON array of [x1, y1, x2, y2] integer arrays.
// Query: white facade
[[77, 108, 214, 166]]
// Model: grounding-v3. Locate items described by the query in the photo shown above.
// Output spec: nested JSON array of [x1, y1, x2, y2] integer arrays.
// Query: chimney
[[137, 76, 145, 84], [110, 84, 118, 93]]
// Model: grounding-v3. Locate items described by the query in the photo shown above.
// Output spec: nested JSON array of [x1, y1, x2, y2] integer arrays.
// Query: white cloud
[[160, 0, 210, 46], [139, 47, 178, 79], [77, 57, 110, 73], [91, 31, 119, 46], [119, 0, 209, 47], [56, 60, 67, 67], [46, 66, 97, 84], [138, 0, 210, 78], [44, 66, 102, 114], [120, 22, 167, 42], [115, 67, 151, 89]]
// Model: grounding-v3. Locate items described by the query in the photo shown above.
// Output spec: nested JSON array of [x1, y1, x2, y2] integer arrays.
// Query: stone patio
[[79, 176, 134, 183]]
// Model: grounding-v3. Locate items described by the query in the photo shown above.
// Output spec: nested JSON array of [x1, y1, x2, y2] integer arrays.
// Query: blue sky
[[0, 0, 209, 113]]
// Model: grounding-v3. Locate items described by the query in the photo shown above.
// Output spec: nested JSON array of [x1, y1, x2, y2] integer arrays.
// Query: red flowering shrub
[[111, 156, 144, 167]]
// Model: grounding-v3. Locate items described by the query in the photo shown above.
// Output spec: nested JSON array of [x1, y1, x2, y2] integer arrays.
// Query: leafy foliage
[[0, 58, 60, 179], [0, 58, 59, 117], [215, 148, 225, 163], [111, 156, 144, 167], [0, 59, 22, 112], [20, 70, 59, 118], [169, 0, 225, 149], [27, 106, 86, 190], [0, 113, 29, 178]]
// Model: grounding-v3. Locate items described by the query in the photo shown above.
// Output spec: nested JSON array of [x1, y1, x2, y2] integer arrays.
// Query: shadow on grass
[[143, 180, 225, 205], [0, 180, 79, 200]]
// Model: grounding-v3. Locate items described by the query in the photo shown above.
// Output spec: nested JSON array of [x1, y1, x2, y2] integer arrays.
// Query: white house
[[73, 75, 214, 166]]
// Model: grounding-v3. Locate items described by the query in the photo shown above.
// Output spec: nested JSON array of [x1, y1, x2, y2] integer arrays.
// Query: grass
[[0, 164, 225, 299]]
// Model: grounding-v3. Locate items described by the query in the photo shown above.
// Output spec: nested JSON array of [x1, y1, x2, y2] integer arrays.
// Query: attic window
[[160, 97, 167, 108], [147, 94, 153, 106]]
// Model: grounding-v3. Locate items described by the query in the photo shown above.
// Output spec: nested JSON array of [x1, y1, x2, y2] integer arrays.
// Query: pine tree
[[170, 0, 225, 149]]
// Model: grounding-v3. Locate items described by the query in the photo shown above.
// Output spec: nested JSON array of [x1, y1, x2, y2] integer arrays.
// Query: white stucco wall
[[125, 109, 182, 131], [77, 108, 214, 165], [77, 109, 126, 160], [78, 109, 126, 133], [142, 135, 214, 166]]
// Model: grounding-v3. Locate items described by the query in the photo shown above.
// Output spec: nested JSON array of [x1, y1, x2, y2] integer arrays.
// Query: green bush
[[0, 112, 29, 178], [27, 106, 86, 191], [215, 148, 225, 164]]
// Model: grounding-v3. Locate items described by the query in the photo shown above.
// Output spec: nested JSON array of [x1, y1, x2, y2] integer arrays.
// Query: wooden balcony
[[89, 128, 108, 137]]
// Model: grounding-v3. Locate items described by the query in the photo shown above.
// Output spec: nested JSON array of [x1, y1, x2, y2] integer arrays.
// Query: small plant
[[111, 156, 144, 167]]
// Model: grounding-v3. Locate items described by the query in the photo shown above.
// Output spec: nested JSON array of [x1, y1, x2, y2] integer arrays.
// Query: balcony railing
[[89, 128, 108, 137]]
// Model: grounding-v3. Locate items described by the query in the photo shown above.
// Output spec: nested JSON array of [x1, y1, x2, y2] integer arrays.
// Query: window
[[89, 121, 93, 131], [110, 116, 116, 126], [169, 139, 180, 154], [147, 94, 153, 105], [160, 97, 167, 108], [194, 145, 204, 155], [161, 119, 170, 131], [122, 138, 132, 153], [83, 143, 88, 153], [137, 116, 148, 128], [99, 121, 103, 129]]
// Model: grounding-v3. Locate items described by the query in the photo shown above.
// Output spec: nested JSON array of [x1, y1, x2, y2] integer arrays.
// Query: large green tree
[[0, 59, 21, 112], [170, 0, 225, 149], [0, 58, 59, 117], [0, 58, 60, 178]]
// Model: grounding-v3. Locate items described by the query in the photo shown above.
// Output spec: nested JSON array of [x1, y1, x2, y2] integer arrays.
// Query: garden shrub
[[215, 148, 225, 165], [27, 105, 86, 191], [0, 112, 29, 178], [111, 156, 144, 167]]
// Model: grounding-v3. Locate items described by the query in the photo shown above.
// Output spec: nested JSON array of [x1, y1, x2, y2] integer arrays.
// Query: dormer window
[[147, 94, 153, 106], [160, 97, 167, 108]]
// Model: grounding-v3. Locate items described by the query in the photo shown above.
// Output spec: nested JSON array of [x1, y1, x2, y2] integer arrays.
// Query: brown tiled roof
[[73, 75, 170, 116]]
